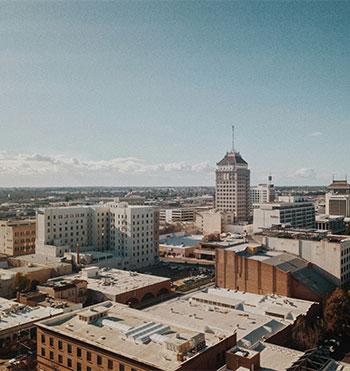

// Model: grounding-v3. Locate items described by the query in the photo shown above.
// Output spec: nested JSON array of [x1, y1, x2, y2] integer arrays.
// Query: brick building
[[215, 245, 335, 302], [0, 219, 36, 256], [37, 301, 236, 371], [0, 297, 62, 356], [46, 266, 171, 308], [37, 279, 87, 304]]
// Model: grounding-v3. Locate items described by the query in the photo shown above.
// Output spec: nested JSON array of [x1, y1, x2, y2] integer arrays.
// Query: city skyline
[[1, 1, 349, 187]]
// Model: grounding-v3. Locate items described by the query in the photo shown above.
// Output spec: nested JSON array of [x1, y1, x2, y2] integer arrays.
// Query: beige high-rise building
[[108, 202, 159, 269], [36, 201, 159, 270], [215, 127, 250, 223]]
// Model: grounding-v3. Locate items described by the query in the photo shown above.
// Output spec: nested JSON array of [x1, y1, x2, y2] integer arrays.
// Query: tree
[[13, 273, 30, 293], [324, 288, 350, 336]]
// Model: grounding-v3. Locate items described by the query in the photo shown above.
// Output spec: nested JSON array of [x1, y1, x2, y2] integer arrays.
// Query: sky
[[0, 1, 349, 187]]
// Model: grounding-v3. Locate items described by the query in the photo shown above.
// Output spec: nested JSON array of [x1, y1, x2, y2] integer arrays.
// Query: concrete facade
[[255, 227, 350, 289], [316, 214, 345, 234], [253, 201, 315, 232], [36, 205, 109, 251], [250, 181, 275, 206], [36, 201, 160, 270], [195, 210, 223, 234], [159, 208, 195, 223]]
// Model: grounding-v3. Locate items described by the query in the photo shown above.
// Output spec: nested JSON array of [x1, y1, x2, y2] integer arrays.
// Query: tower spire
[[232, 125, 235, 153]]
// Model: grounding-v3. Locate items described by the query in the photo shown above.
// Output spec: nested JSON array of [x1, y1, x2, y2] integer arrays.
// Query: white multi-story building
[[255, 227, 350, 289], [108, 202, 159, 268], [215, 127, 250, 223], [253, 200, 315, 233], [159, 208, 195, 223], [250, 177, 275, 206], [36, 205, 109, 251], [36, 201, 159, 269]]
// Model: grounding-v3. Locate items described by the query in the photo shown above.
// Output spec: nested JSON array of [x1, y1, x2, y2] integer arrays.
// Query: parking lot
[[139, 261, 214, 291]]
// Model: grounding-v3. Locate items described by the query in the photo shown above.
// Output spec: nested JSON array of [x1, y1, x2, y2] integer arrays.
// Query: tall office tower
[[108, 202, 159, 269], [326, 179, 350, 217], [215, 126, 250, 223]]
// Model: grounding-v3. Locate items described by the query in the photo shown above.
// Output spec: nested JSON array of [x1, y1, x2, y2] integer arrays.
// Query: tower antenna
[[232, 125, 235, 153]]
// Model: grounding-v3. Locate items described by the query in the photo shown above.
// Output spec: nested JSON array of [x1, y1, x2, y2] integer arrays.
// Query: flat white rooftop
[[0, 297, 62, 332], [203, 288, 314, 319], [56, 268, 170, 296], [224, 242, 261, 252], [11, 254, 71, 268], [159, 234, 203, 247], [38, 301, 231, 371], [144, 288, 316, 349]]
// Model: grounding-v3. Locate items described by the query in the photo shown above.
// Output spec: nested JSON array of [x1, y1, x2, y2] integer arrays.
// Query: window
[[77, 347, 81, 357], [41, 334, 45, 343], [87, 367, 91, 371], [119, 365, 125, 371], [108, 360, 113, 369], [41, 348, 45, 356], [97, 355, 102, 365], [50, 351, 53, 360], [87, 351, 91, 361], [58, 355, 63, 363], [77, 362, 81, 371], [58, 340, 62, 350], [49, 337, 54, 346], [68, 343, 72, 353], [68, 358, 72, 367]]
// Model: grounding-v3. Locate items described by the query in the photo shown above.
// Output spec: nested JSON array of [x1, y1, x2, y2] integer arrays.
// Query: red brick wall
[[180, 333, 237, 371], [216, 249, 325, 302], [216, 250, 291, 297], [226, 350, 260, 371]]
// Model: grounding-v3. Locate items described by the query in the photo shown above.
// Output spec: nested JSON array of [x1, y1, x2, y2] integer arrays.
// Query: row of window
[[40, 334, 138, 371], [14, 238, 35, 244], [14, 230, 35, 236]]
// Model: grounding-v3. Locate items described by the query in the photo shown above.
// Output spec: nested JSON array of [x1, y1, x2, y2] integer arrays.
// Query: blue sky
[[0, 1, 349, 187]]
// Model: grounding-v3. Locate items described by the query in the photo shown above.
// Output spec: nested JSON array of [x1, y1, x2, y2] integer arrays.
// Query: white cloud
[[0, 151, 215, 186], [293, 167, 317, 178], [310, 131, 322, 137]]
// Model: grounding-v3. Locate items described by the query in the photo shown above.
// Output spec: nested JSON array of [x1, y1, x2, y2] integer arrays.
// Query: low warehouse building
[[48, 266, 172, 307], [215, 244, 335, 302]]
